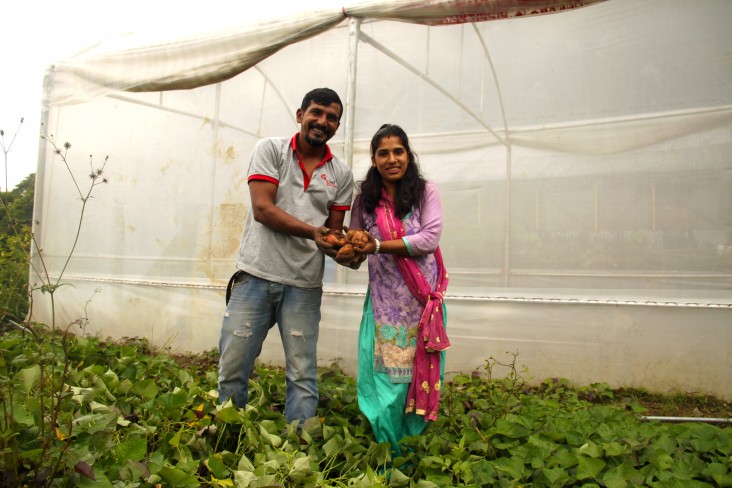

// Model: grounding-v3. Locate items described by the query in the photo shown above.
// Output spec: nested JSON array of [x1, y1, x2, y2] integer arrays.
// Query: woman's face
[[371, 136, 409, 185]]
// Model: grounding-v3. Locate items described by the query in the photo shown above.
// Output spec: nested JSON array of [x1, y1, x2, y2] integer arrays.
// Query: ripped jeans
[[217, 272, 322, 424]]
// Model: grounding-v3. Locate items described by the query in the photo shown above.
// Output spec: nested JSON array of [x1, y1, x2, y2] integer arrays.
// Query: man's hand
[[345, 253, 367, 270], [314, 226, 339, 258]]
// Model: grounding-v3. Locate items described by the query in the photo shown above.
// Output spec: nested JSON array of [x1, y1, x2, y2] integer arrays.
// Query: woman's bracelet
[[373, 239, 381, 254]]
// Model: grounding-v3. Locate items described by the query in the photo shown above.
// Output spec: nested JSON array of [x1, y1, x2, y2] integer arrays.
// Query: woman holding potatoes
[[345, 124, 450, 454]]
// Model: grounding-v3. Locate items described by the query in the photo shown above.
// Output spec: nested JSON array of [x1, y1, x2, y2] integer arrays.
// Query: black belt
[[225, 270, 247, 305]]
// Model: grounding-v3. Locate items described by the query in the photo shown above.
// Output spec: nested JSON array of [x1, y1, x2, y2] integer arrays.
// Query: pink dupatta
[[375, 190, 450, 421]]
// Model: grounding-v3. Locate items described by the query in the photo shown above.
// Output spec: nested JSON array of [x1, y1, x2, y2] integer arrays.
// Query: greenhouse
[[32, 0, 732, 400]]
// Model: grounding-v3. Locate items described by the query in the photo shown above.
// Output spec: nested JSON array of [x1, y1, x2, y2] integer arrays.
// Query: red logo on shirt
[[320, 174, 337, 188]]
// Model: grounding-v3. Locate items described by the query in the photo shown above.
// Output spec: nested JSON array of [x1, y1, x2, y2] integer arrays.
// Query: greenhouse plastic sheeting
[[32, 0, 732, 399]]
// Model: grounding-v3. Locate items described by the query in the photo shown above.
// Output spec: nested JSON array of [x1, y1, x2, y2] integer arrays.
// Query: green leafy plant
[[0, 189, 33, 328], [0, 120, 111, 486], [0, 117, 33, 330], [1, 333, 731, 487]]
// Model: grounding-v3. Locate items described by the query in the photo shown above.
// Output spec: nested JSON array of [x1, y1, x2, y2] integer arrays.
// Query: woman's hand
[[351, 229, 378, 254]]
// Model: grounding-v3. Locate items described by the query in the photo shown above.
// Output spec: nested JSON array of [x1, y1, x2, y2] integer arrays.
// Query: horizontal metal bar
[[42, 275, 732, 308], [641, 416, 732, 424]]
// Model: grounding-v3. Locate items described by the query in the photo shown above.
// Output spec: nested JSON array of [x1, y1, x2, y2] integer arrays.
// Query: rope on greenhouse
[[44, 275, 732, 308]]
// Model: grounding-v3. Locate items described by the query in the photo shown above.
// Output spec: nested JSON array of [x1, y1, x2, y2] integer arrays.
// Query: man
[[218, 88, 354, 425]]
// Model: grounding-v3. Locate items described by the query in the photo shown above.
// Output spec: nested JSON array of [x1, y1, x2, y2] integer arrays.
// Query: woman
[[348, 124, 449, 453]]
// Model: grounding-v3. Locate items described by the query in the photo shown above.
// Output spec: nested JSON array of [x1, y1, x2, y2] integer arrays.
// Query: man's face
[[296, 101, 342, 147]]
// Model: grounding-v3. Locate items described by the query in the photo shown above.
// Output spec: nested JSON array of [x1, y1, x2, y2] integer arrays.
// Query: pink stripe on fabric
[[374, 188, 449, 422]]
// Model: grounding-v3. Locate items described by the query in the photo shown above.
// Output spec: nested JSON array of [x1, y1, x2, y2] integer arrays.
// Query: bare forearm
[[376, 238, 411, 256], [252, 204, 317, 239]]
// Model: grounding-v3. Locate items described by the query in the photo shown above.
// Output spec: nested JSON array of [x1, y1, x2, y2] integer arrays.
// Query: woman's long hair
[[357, 124, 426, 218]]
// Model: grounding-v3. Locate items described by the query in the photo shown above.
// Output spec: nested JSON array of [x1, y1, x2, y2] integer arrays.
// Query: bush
[[0, 173, 34, 328]]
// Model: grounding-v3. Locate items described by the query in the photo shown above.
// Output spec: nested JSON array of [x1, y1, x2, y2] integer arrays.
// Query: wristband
[[374, 239, 381, 254]]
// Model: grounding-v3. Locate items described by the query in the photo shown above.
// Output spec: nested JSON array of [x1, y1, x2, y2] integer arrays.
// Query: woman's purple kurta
[[350, 181, 446, 450]]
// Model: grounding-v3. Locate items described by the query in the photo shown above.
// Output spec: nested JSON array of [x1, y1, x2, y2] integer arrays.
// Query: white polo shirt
[[235, 134, 354, 288]]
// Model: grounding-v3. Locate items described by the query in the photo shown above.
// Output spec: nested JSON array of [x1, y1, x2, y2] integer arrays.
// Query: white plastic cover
[[45, 0, 606, 105], [32, 0, 732, 399]]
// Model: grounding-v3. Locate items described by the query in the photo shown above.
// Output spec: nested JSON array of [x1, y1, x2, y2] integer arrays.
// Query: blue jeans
[[217, 272, 322, 424]]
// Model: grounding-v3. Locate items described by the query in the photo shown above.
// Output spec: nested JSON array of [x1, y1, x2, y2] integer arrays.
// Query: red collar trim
[[291, 133, 333, 166], [291, 133, 334, 191]]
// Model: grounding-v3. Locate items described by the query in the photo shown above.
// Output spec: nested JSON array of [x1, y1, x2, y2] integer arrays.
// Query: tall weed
[[0, 119, 110, 485]]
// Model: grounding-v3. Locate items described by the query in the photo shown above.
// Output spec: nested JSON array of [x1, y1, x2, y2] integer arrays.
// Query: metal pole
[[32, 69, 54, 271], [340, 16, 361, 286], [344, 17, 361, 169], [642, 416, 732, 424], [472, 25, 512, 287]]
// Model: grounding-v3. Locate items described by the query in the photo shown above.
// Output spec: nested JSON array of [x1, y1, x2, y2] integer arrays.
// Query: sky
[[0, 0, 134, 191], [0, 0, 154, 191], [0, 0, 318, 192]]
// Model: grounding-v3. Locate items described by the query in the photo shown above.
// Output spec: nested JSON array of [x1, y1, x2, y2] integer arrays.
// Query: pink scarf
[[375, 190, 450, 421]]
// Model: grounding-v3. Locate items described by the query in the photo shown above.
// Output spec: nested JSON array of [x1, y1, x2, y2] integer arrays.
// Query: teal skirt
[[357, 290, 446, 454]]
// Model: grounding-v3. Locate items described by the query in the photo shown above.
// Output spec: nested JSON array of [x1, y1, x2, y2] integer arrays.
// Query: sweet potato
[[322, 233, 345, 247], [346, 229, 370, 248], [325, 228, 372, 258], [335, 243, 356, 260]]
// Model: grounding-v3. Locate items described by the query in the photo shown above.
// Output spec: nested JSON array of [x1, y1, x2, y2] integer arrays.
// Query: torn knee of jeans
[[290, 329, 304, 338], [232, 323, 253, 338]]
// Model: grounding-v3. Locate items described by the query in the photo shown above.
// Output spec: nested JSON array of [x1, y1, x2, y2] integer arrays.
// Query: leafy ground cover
[[1, 329, 730, 487], [173, 351, 732, 421]]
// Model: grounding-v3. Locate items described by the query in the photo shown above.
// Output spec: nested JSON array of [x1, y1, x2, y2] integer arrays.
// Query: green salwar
[[357, 290, 446, 454]]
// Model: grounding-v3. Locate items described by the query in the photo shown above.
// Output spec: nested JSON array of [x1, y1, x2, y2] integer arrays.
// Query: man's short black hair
[[300, 88, 343, 121]]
